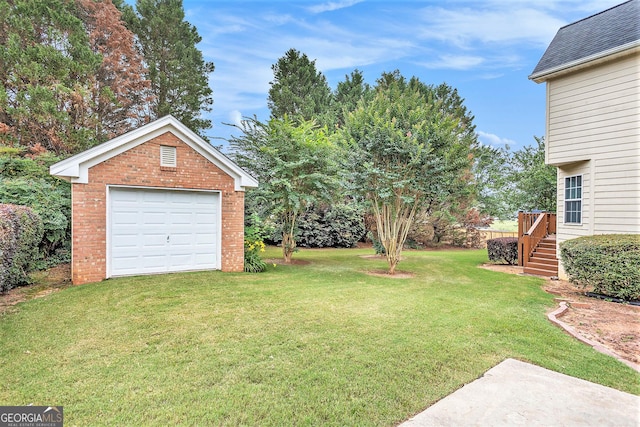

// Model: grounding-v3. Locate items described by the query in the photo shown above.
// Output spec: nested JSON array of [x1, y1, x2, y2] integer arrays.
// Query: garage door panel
[[169, 213, 194, 225], [195, 233, 216, 244], [109, 188, 220, 277]]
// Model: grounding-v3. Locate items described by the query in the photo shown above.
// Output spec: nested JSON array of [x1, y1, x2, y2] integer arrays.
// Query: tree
[[121, 0, 214, 137], [340, 72, 474, 273], [510, 136, 557, 212], [473, 136, 557, 218], [76, 0, 153, 139], [268, 49, 332, 125], [0, 0, 154, 154], [332, 69, 372, 127], [473, 144, 513, 219], [230, 116, 338, 262], [0, 0, 102, 154]]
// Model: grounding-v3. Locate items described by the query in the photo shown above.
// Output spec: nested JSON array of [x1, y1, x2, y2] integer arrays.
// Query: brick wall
[[71, 131, 245, 284]]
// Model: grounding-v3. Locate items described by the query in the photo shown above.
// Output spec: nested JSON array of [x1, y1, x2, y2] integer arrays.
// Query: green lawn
[[489, 219, 518, 232], [1, 248, 638, 426]]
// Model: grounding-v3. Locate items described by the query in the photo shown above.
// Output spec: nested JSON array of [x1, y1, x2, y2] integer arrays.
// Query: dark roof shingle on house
[[530, 0, 640, 79]]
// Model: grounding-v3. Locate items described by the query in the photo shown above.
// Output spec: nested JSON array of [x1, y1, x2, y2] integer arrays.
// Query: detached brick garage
[[50, 115, 258, 285]]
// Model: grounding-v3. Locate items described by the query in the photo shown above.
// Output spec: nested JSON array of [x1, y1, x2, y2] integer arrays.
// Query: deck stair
[[523, 235, 558, 277]]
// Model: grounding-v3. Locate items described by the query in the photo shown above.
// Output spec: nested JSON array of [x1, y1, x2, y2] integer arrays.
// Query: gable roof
[[529, 0, 640, 82], [50, 115, 258, 191]]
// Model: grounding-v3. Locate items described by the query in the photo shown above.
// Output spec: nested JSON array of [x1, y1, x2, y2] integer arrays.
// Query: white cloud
[[228, 110, 243, 128], [307, 0, 363, 14], [417, 6, 566, 48], [418, 54, 485, 70], [477, 131, 516, 147]]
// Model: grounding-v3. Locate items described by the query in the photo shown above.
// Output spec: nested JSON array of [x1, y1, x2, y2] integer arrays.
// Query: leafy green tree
[[511, 136, 557, 212], [473, 144, 513, 219], [230, 116, 338, 262], [268, 49, 332, 125], [121, 0, 214, 137], [340, 72, 475, 273]]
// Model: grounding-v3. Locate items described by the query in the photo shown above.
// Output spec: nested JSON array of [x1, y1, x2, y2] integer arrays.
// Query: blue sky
[[181, 0, 623, 151]]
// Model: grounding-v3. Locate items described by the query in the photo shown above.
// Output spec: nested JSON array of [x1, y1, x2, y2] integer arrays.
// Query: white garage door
[[109, 187, 220, 277]]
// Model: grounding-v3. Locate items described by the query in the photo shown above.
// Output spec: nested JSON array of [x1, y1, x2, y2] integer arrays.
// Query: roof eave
[[529, 40, 640, 83]]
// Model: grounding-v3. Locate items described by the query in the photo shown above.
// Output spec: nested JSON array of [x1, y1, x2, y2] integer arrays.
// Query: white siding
[[593, 155, 640, 234], [538, 23, 640, 280], [546, 53, 639, 165], [546, 52, 640, 249]]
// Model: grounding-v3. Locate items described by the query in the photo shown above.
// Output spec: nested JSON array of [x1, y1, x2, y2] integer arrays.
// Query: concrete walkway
[[400, 358, 640, 427]]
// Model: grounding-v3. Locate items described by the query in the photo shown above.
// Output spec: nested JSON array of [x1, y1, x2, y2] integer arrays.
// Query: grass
[[489, 219, 518, 232], [1, 248, 638, 426]]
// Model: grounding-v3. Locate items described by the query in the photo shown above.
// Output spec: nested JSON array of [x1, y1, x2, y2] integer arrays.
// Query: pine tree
[[268, 48, 332, 125], [122, 0, 215, 138], [0, 0, 101, 153], [76, 0, 153, 140]]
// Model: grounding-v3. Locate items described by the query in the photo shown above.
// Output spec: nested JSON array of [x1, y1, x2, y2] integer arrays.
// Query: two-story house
[[528, 0, 639, 279]]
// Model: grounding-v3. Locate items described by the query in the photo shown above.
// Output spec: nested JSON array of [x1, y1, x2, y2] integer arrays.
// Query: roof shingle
[[530, 0, 639, 79]]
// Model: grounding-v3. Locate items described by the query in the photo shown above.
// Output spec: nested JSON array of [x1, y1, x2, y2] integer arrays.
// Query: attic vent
[[160, 145, 177, 167]]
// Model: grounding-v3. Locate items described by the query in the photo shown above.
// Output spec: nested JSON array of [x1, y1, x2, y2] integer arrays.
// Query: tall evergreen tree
[[1, 0, 153, 154], [77, 0, 153, 140], [332, 69, 371, 127], [268, 48, 332, 125], [0, 0, 101, 154], [121, 0, 214, 137]]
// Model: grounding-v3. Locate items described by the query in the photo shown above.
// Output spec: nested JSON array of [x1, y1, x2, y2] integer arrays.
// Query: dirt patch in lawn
[[480, 263, 640, 367], [365, 269, 415, 279], [0, 263, 72, 315]]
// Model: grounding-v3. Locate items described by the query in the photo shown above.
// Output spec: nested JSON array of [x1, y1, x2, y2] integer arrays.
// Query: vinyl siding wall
[[546, 53, 639, 166], [546, 52, 639, 279]]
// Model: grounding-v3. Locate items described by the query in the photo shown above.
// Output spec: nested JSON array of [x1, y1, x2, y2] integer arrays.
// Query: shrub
[[0, 204, 44, 292], [367, 231, 386, 255], [270, 203, 366, 248], [560, 235, 640, 301], [487, 237, 518, 265], [244, 214, 269, 273], [0, 153, 71, 267]]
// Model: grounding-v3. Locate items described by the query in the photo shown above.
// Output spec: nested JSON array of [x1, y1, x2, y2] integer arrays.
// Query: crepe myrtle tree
[[230, 116, 338, 263], [340, 72, 469, 274]]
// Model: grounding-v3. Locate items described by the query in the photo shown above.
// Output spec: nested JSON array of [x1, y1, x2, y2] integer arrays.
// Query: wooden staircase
[[523, 234, 558, 277], [518, 212, 559, 278]]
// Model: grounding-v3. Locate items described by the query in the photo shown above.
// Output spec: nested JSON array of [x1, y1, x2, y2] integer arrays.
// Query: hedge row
[[0, 204, 44, 292], [560, 234, 640, 301], [487, 237, 518, 265]]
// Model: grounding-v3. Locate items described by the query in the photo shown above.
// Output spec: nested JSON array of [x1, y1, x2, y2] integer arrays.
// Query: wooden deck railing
[[518, 212, 557, 267]]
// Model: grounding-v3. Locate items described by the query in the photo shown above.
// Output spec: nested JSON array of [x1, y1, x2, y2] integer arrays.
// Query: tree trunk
[[281, 210, 297, 263], [282, 231, 295, 263], [372, 195, 419, 275]]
